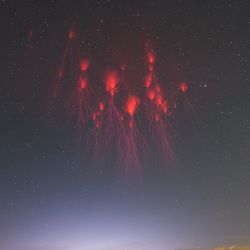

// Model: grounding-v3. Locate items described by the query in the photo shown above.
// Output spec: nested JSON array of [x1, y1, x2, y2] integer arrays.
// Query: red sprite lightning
[[50, 32, 190, 176], [105, 70, 119, 96], [180, 82, 188, 93], [80, 58, 89, 72], [126, 95, 140, 117], [121, 95, 144, 175]]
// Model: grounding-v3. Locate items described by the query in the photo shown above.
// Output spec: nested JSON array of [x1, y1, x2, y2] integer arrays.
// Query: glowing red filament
[[129, 120, 134, 128], [148, 64, 154, 72], [162, 101, 168, 113], [80, 58, 89, 72], [79, 76, 87, 89], [99, 102, 104, 111], [156, 94, 163, 106], [147, 48, 155, 65], [105, 70, 119, 96], [95, 120, 100, 128], [92, 112, 97, 121], [180, 82, 188, 93], [125, 95, 140, 117], [155, 84, 161, 93], [147, 88, 155, 101], [145, 73, 152, 88]]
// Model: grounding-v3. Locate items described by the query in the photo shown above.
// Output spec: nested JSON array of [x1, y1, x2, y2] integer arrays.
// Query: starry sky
[[1, 1, 250, 250]]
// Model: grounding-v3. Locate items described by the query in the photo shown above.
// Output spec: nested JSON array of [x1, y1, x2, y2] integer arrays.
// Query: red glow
[[129, 120, 134, 128], [125, 95, 140, 117], [148, 64, 154, 72], [51, 39, 191, 176], [155, 84, 161, 93], [147, 88, 155, 101], [180, 82, 188, 93], [92, 112, 97, 121], [68, 30, 75, 39], [162, 100, 168, 113], [99, 102, 104, 111], [95, 120, 100, 128], [145, 73, 152, 88], [79, 76, 87, 89], [80, 58, 89, 72], [105, 70, 119, 96], [147, 48, 155, 65], [156, 94, 163, 106]]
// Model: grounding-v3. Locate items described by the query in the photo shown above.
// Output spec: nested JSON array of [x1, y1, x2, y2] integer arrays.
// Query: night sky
[[1, 1, 250, 250]]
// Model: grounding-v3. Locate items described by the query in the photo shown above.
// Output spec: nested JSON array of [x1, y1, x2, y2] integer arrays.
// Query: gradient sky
[[1, 1, 250, 250]]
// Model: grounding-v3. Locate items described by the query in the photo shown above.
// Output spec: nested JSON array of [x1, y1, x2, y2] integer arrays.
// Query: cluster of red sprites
[[52, 30, 189, 176]]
